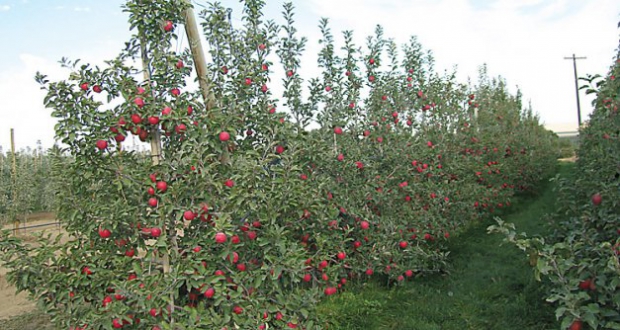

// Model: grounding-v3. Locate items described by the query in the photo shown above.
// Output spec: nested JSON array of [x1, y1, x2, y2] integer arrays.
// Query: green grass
[[318, 163, 574, 330]]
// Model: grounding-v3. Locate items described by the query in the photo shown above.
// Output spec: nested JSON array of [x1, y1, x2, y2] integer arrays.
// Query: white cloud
[[0, 44, 125, 151], [0, 5, 11, 11], [0, 55, 67, 151], [2, 0, 619, 151], [74, 7, 91, 12], [304, 0, 620, 130]]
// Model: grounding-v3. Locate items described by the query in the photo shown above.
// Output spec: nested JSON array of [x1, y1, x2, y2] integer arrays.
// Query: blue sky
[[1, 0, 619, 150], [0, 1, 128, 69]]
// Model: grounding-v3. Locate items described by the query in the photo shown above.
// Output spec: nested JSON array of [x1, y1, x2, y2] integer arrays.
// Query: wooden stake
[[10, 128, 18, 233], [182, 2, 212, 110], [182, 2, 231, 165]]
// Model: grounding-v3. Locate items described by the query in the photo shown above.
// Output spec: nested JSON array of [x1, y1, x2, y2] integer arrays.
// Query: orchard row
[[0, 143, 57, 225], [492, 27, 620, 330], [1, 1, 560, 329]]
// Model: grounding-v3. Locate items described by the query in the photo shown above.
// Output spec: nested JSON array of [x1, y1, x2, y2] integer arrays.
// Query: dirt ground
[[0, 213, 62, 320]]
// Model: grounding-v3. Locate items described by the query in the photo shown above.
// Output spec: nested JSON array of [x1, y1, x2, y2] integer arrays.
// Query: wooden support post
[[182, 2, 211, 109], [182, 2, 230, 165], [10, 128, 18, 234]]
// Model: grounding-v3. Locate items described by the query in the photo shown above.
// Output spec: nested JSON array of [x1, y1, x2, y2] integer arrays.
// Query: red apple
[[204, 287, 215, 298], [215, 232, 227, 243], [592, 193, 602, 206], [98, 228, 111, 239], [150, 227, 162, 238], [183, 210, 195, 221], [163, 20, 173, 32], [219, 131, 230, 141], [131, 113, 142, 124], [149, 308, 158, 317], [228, 251, 239, 264], [82, 266, 92, 275], [324, 287, 337, 295], [148, 198, 158, 207], [156, 181, 167, 193], [569, 320, 582, 330], [96, 140, 108, 150], [148, 116, 159, 125], [112, 318, 123, 329], [578, 279, 591, 290]]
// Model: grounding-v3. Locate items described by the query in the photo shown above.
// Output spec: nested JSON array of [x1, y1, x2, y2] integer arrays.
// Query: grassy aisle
[[319, 163, 574, 330]]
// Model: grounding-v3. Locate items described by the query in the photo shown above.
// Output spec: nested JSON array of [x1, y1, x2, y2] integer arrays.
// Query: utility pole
[[564, 54, 587, 128]]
